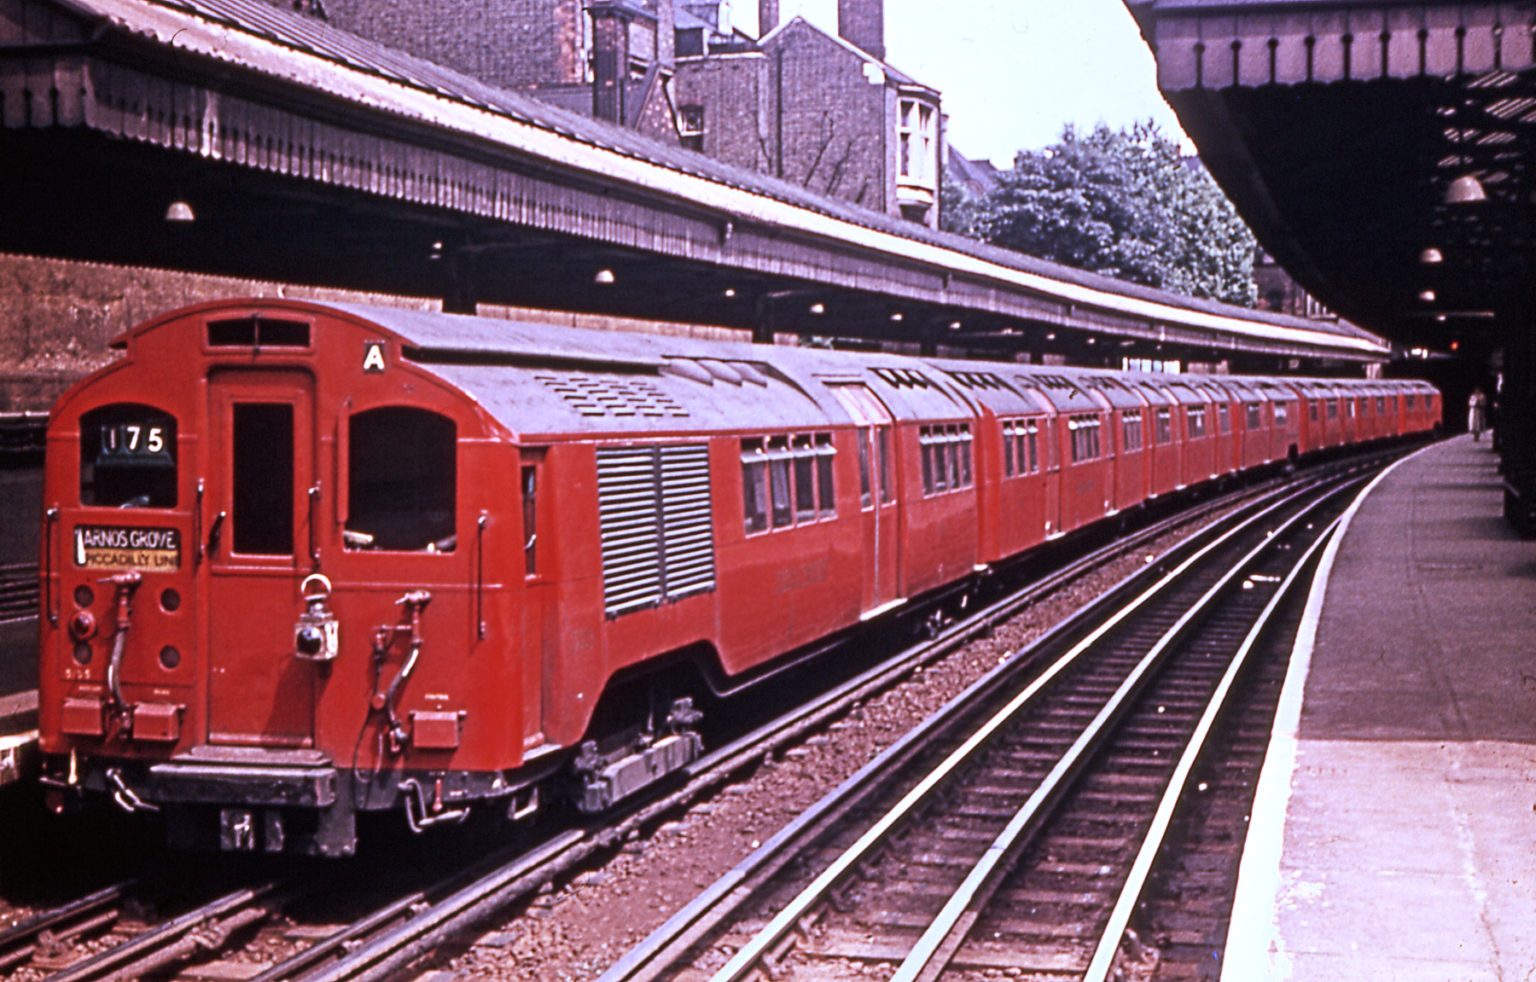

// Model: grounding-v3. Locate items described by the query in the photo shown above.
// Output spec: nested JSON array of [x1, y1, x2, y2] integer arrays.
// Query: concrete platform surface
[[1224, 436, 1536, 981]]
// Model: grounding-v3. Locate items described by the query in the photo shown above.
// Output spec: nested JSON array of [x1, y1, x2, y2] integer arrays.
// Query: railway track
[[597, 468, 1366, 982], [0, 563, 39, 624], [4, 455, 1395, 982], [0, 874, 287, 982]]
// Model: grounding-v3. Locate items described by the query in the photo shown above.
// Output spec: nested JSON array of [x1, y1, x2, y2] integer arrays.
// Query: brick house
[[318, 0, 682, 143], [307, 0, 943, 228], [674, 1, 943, 228]]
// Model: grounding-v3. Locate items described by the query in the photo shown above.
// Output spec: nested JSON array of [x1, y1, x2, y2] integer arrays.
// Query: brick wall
[[0, 254, 437, 412], [674, 53, 773, 172], [325, 0, 584, 88], [769, 22, 886, 212]]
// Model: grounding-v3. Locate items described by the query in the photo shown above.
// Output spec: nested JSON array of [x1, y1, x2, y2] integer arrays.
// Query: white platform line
[[1220, 443, 1437, 981]]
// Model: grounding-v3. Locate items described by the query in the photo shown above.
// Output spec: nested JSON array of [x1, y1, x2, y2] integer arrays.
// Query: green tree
[[968, 122, 1257, 307], [940, 170, 980, 237]]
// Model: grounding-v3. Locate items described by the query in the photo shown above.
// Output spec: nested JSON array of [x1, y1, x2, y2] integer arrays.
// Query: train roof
[[327, 304, 986, 436], [112, 302, 1429, 439]]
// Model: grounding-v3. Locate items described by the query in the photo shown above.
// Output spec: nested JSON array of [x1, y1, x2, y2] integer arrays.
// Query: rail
[[9, 450, 1403, 982], [42, 882, 281, 982], [235, 455, 1340, 982], [0, 563, 39, 624], [598, 464, 1374, 982]]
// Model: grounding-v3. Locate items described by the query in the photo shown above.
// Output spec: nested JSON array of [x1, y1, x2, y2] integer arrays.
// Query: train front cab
[[39, 302, 519, 855]]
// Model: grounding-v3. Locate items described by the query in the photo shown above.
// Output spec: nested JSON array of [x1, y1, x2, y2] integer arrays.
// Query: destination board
[[74, 525, 181, 571]]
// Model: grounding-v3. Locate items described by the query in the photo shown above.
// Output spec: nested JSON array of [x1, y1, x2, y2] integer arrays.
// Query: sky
[[733, 0, 1186, 167]]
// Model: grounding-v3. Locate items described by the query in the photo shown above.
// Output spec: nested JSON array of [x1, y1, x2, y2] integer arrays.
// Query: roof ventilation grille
[[537, 375, 689, 417]]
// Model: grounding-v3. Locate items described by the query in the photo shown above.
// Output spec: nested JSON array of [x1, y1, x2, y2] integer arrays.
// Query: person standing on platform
[[1468, 387, 1488, 441]]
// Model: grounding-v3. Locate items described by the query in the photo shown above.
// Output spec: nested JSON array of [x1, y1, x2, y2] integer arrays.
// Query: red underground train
[[36, 299, 1441, 855]]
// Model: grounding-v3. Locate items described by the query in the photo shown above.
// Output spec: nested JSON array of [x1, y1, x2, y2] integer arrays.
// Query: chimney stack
[[837, 0, 883, 61], [758, 0, 778, 37]]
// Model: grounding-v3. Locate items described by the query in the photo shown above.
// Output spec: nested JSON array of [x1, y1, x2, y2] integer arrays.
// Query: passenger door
[[829, 386, 901, 616], [203, 370, 318, 748]]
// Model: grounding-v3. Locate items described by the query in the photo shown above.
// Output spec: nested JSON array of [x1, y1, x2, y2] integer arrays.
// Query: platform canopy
[[1126, 0, 1536, 526], [1126, 0, 1534, 348], [0, 0, 1387, 367]]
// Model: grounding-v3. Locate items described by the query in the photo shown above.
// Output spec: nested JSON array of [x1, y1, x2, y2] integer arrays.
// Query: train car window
[[940, 430, 952, 491], [79, 404, 178, 508], [206, 317, 311, 348], [1187, 405, 1207, 439], [1026, 420, 1039, 473], [857, 428, 873, 508], [1326, 400, 1339, 420], [233, 403, 294, 554], [1217, 403, 1231, 434], [1246, 404, 1262, 430], [522, 465, 538, 575], [1003, 422, 1017, 476], [793, 436, 817, 522], [1122, 410, 1143, 452], [740, 440, 768, 534], [919, 425, 973, 494], [346, 407, 456, 552], [1155, 407, 1172, 444], [878, 429, 894, 503], [1376, 396, 1385, 413], [767, 437, 793, 528], [1405, 394, 1416, 410], [1068, 415, 1101, 462], [1275, 402, 1289, 426], [1309, 401, 1319, 421], [918, 428, 940, 493], [815, 435, 836, 517]]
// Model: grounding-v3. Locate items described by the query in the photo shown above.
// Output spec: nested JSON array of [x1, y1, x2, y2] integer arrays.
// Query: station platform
[[0, 689, 36, 787], [1224, 435, 1536, 980]]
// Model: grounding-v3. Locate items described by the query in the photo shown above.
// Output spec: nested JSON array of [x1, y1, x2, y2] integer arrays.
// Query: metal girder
[[1130, 0, 1536, 91], [1131, 4, 1536, 343]]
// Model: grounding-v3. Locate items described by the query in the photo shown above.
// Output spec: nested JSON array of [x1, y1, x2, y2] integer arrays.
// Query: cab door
[[203, 370, 318, 748]]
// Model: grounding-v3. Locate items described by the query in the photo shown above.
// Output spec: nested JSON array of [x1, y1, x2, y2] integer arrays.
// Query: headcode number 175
[[101, 422, 170, 459]]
